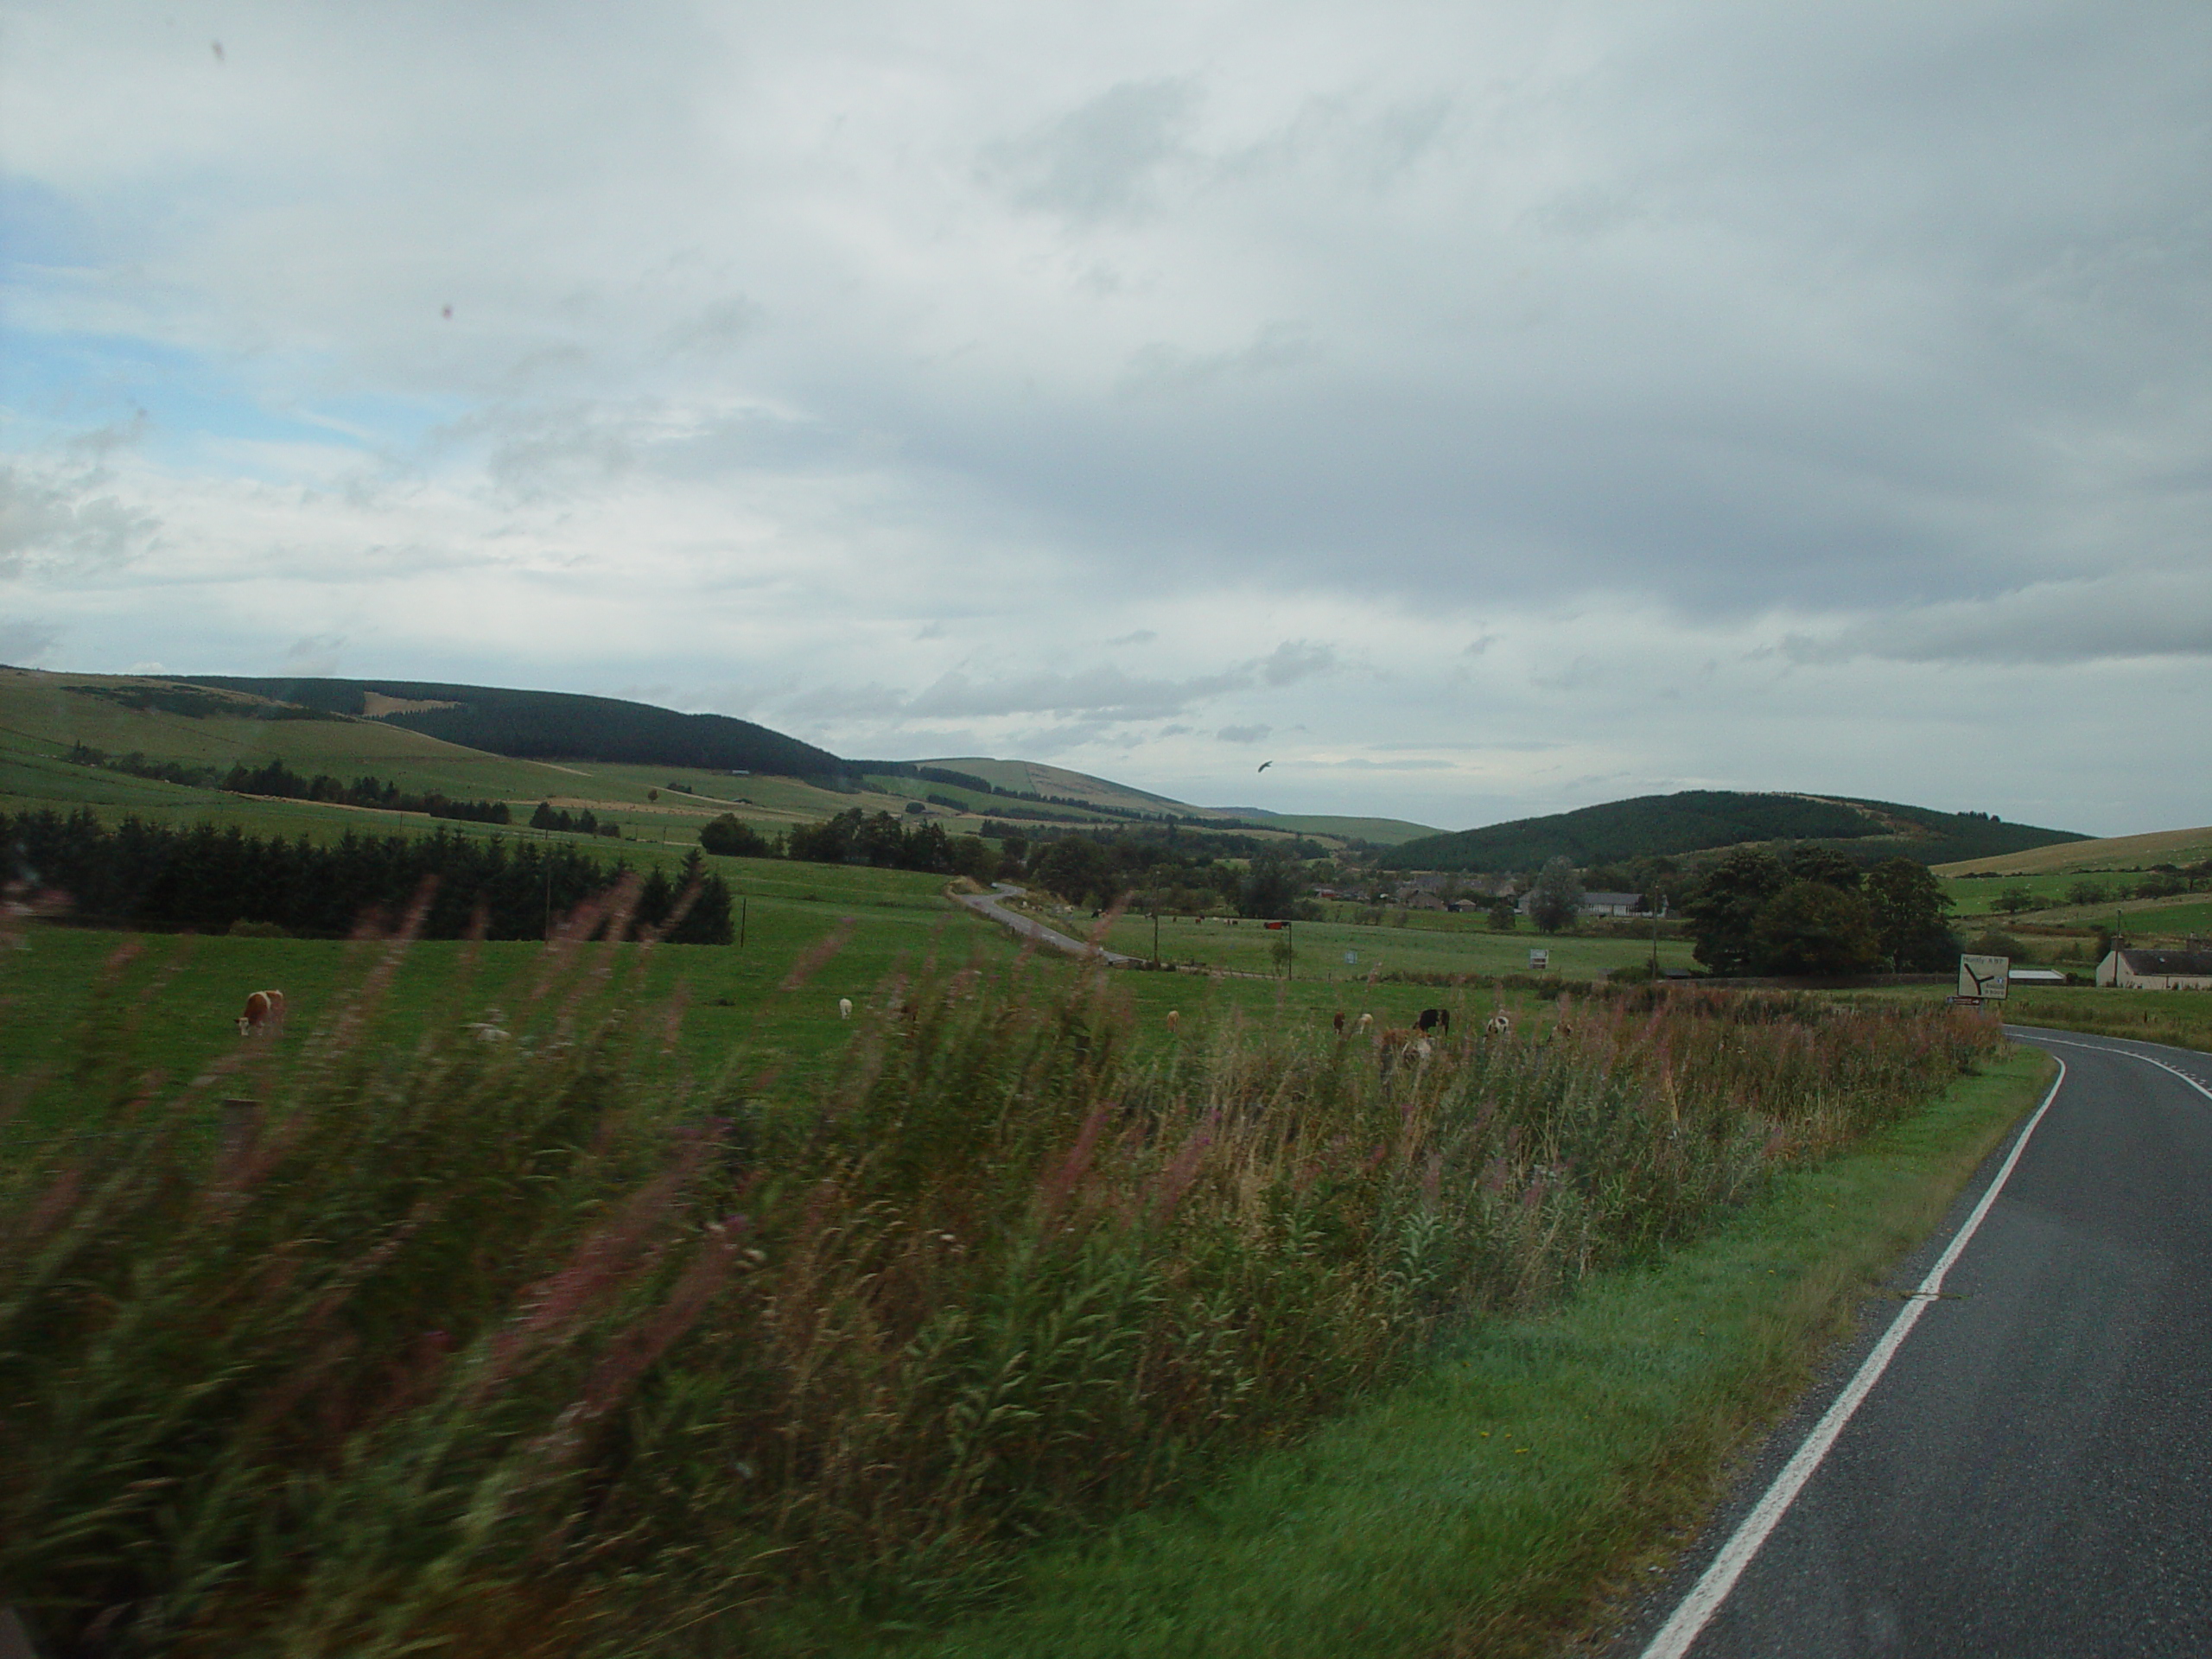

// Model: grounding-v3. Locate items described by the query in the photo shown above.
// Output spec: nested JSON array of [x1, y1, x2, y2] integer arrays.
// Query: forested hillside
[[1382, 790, 2084, 872], [185, 677, 845, 779]]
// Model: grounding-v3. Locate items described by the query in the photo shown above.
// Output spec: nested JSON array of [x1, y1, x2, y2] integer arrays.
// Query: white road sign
[[1958, 954, 2011, 1001]]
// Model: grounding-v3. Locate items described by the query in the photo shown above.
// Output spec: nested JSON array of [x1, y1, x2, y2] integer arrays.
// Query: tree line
[[1681, 848, 1956, 976], [708, 810, 1327, 920], [3, 810, 731, 943], [67, 747, 513, 824], [529, 801, 622, 836]]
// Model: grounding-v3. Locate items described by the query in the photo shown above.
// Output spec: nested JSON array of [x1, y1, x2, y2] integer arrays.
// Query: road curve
[[1618, 1025, 2212, 1658], [950, 883, 1139, 966]]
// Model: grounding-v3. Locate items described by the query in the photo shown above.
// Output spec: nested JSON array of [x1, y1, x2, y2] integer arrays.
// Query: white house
[[1517, 889, 1657, 918], [2094, 948, 2212, 990]]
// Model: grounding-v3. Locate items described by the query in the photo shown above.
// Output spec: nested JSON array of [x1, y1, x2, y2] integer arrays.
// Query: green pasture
[[0, 852, 1610, 1157], [0, 684, 568, 798], [1094, 909, 1694, 984], [0, 891, 1004, 1143], [1942, 868, 2206, 915], [1255, 812, 1440, 846]]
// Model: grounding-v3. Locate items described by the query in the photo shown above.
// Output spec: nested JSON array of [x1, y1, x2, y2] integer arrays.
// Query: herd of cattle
[[236, 984, 1518, 1058]]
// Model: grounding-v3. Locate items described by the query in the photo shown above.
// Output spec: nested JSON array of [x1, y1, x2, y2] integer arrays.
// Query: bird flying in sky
[[1256, 760, 1273, 772]]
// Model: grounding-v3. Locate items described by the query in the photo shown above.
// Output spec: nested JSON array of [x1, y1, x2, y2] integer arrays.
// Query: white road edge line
[[2009, 1030, 2212, 1103], [1637, 1057, 2069, 1659]]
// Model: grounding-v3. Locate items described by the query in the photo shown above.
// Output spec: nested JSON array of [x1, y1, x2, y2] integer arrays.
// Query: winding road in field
[[951, 882, 1139, 966], [1622, 1026, 2212, 1658]]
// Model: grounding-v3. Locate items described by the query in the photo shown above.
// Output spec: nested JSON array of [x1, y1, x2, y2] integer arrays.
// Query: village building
[[2094, 947, 2212, 990], [1516, 889, 1657, 918]]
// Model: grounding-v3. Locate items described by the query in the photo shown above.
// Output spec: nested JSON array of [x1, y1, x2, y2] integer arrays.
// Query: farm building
[[1517, 889, 1653, 918], [2094, 948, 2212, 990]]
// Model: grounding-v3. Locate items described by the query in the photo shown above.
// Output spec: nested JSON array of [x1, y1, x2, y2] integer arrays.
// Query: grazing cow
[[235, 988, 285, 1038], [1372, 1027, 1431, 1074], [1332, 1011, 1345, 1034], [1356, 1012, 1374, 1033], [1166, 1009, 1180, 1034], [1484, 1011, 1513, 1037], [1415, 1007, 1450, 1035], [838, 997, 854, 1020]]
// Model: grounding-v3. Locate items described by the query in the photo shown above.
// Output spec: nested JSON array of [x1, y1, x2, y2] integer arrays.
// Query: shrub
[[698, 813, 769, 858], [0, 909, 2001, 1654]]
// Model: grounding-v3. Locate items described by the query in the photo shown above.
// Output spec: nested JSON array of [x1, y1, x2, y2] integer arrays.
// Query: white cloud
[[0, 0, 2205, 834]]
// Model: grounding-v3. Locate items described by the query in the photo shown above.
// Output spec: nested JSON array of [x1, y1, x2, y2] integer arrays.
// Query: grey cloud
[[68, 412, 150, 459], [662, 296, 760, 359], [1314, 756, 1454, 772], [0, 466, 155, 576], [1120, 322, 1315, 397], [779, 682, 912, 721], [1215, 723, 1270, 743], [983, 78, 1197, 221], [1782, 574, 2212, 666], [1260, 639, 1335, 686], [283, 634, 348, 677], [906, 664, 1247, 720], [0, 618, 61, 665]]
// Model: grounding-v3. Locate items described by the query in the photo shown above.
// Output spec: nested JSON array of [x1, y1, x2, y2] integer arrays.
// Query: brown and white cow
[[236, 988, 286, 1037]]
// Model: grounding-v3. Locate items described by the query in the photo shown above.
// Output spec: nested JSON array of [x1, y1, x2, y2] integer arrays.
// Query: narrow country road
[[1620, 1026, 2212, 1658], [951, 882, 1139, 966]]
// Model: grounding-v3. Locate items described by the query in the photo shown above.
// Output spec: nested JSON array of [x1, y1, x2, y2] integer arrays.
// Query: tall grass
[[0, 901, 2001, 1656]]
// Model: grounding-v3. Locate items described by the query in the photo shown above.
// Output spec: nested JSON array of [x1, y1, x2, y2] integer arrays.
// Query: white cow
[[838, 997, 854, 1020]]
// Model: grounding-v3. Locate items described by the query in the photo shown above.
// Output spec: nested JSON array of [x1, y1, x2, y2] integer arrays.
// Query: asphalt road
[[950, 883, 1138, 965], [1619, 1025, 2212, 1658]]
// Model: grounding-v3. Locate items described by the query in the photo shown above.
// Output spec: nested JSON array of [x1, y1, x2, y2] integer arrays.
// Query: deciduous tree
[[1528, 855, 1583, 934], [1864, 857, 1957, 969]]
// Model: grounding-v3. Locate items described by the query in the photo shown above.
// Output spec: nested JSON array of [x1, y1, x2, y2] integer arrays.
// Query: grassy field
[[1090, 907, 1694, 985], [1836, 982, 2212, 1055], [0, 858, 1010, 1134], [1247, 812, 1442, 846], [1934, 824, 2212, 878]]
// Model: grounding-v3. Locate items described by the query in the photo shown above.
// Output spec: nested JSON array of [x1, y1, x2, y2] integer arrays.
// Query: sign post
[[1955, 953, 2010, 1006]]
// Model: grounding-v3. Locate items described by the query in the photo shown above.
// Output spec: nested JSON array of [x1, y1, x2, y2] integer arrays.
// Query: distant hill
[[185, 677, 845, 779], [1380, 791, 2087, 873], [855, 759, 1444, 846], [1931, 825, 2212, 878], [1210, 808, 1443, 847]]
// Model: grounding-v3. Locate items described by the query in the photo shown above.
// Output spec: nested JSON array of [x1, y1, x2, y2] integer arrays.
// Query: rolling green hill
[[184, 677, 845, 779], [1380, 790, 2086, 873]]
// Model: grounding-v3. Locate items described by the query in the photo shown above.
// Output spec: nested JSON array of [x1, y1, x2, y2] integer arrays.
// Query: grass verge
[[830, 1046, 2055, 1659], [1995, 987, 2212, 1054]]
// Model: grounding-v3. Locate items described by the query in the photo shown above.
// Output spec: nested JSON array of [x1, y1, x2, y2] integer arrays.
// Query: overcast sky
[[2, 2, 2205, 834]]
